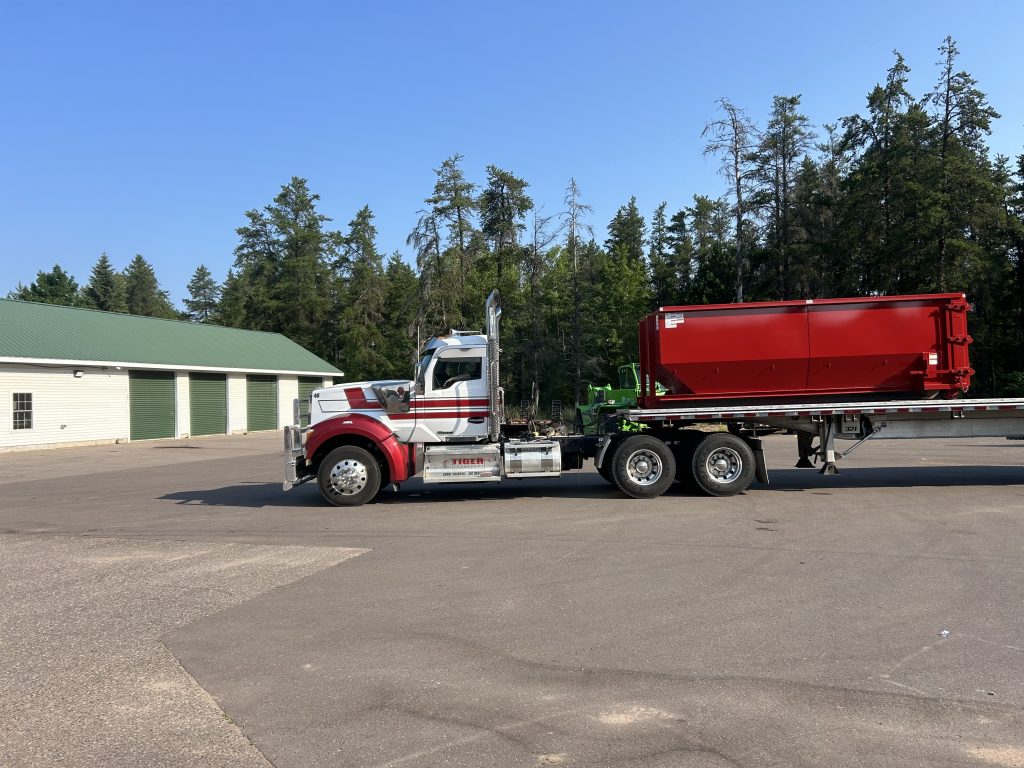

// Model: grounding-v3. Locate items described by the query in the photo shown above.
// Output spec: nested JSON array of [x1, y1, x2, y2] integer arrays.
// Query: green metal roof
[[0, 299, 343, 375]]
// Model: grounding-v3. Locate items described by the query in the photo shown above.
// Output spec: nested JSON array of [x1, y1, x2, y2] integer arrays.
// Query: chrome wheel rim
[[328, 458, 368, 496], [625, 448, 663, 486], [706, 447, 742, 484]]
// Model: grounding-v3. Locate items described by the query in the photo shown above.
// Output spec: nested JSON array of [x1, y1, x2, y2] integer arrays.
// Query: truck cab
[[405, 333, 491, 444]]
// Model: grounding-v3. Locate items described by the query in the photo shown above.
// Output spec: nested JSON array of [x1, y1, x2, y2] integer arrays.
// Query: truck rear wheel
[[610, 435, 676, 499], [691, 433, 755, 497], [317, 445, 381, 507]]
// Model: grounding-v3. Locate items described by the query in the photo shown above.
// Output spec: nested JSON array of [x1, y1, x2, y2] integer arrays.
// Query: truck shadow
[[760, 465, 1024, 491], [157, 466, 1022, 508], [158, 476, 619, 508], [159, 482, 317, 508]]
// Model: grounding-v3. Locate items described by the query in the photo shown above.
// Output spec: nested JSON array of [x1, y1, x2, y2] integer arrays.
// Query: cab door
[[407, 347, 490, 443]]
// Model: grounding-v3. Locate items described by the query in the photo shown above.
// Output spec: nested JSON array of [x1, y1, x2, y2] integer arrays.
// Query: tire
[[610, 435, 676, 499], [317, 445, 381, 507], [690, 433, 755, 497]]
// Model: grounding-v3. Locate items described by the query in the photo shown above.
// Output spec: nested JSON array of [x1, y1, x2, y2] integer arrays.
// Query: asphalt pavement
[[1, 432, 1023, 767]]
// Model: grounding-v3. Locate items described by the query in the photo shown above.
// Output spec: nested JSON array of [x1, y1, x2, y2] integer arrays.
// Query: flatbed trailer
[[590, 397, 1024, 498]]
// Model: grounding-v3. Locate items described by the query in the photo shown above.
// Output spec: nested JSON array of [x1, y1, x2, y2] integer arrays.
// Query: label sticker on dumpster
[[664, 312, 685, 329]]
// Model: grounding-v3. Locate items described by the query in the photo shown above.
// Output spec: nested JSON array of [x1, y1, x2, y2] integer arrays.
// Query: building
[[0, 299, 342, 451]]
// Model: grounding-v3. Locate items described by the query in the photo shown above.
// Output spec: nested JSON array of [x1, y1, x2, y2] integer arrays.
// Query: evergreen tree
[[230, 177, 342, 362], [648, 202, 675, 308], [926, 36, 1001, 290], [184, 265, 221, 322], [380, 252, 420, 378], [686, 195, 734, 304], [752, 95, 816, 299], [8, 264, 82, 305], [604, 196, 647, 263], [83, 253, 126, 312], [665, 208, 695, 303], [337, 206, 388, 380], [123, 254, 177, 318], [480, 165, 532, 294], [425, 154, 478, 325], [214, 269, 247, 327], [598, 197, 651, 363], [841, 52, 935, 294]]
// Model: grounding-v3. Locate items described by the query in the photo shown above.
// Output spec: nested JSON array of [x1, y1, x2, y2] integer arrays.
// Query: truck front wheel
[[317, 445, 382, 506], [611, 435, 676, 499], [691, 433, 755, 497]]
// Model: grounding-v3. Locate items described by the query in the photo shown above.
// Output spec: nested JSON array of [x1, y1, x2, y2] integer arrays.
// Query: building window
[[13, 393, 32, 430]]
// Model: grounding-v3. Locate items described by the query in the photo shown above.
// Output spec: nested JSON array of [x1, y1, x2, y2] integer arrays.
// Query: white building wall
[[277, 375, 298, 428], [174, 371, 190, 438], [0, 365, 130, 450], [227, 374, 246, 434]]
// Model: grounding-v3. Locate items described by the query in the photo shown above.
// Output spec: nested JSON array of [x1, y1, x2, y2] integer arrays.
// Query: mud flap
[[747, 437, 770, 486]]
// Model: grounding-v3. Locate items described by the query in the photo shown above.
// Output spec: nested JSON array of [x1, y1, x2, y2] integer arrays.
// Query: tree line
[[8, 38, 1024, 400]]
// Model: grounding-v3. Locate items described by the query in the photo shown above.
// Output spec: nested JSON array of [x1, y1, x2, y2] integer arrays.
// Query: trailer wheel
[[691, 433, 755, 497], [611, 435, 676, 499], [317, 446, 381, 506]]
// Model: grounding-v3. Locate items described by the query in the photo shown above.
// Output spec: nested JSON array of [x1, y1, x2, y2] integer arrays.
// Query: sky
[[2, 0, 1023, 306]]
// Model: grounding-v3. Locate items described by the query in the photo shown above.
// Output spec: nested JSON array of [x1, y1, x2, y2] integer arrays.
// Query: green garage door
[[189, 373, 226, 436], [129, 371, 175, 440], [246, 375, 278, 431], [298, 376, 321, 427]]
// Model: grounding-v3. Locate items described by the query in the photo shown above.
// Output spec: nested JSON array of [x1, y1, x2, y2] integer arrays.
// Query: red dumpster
[[637, 294, 974, 407]]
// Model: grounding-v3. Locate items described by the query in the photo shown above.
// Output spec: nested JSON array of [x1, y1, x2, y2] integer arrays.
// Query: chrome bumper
[[283, 425, 309, 491]]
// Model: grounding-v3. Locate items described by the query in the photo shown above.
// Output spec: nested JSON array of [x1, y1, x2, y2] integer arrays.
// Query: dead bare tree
[[703, 98, 759, 302]]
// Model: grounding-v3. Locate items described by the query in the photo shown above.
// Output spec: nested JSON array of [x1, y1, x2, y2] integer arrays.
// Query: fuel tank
[[637, 293, 973, 407]]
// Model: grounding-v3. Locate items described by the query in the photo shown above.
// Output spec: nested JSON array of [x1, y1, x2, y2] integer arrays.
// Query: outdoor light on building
[[73, 370, 84, 378]]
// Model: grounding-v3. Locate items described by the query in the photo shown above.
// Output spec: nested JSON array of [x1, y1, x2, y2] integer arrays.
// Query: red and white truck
[[284, 291, 1024, 506]]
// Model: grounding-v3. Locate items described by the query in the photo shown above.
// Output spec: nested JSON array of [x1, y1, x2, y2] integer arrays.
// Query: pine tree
[[648, 203, 675, 307], [214, 269, 248, 327], [230, 177, 342, 362], [425, 154, 478, 324], [926, 36, 1001, 290], [8, 264, 82, 305], [123, 254, 177, 318], [480, 165, 532, 294], [665, 208, 694, 303], [83, 253, 126, 312], [686, 196, 733, 304], [184, 265, 221, 322], [598, 197, 651, 364], [752, 95, 816, 299], [380, 253, 420, 378], [337, 206, 388, 380]]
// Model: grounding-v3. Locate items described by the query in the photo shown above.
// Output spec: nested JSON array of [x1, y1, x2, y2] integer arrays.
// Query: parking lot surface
[[1, 432, 1023, 767]]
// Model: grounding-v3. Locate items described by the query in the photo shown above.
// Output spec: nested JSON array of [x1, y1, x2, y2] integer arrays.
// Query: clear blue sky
[[3, 0, 1022, 305]]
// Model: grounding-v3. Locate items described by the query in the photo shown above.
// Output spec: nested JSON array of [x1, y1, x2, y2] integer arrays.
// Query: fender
[[305, 413, 412, 483]]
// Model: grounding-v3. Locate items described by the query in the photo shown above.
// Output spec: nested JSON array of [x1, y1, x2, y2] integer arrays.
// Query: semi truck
[[284, 290, 1024, 506]]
